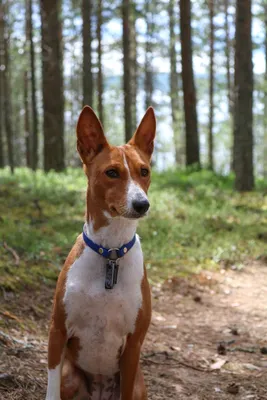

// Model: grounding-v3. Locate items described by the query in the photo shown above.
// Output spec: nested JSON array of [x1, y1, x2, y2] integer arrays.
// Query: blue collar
[[82, 230, 136, 260]]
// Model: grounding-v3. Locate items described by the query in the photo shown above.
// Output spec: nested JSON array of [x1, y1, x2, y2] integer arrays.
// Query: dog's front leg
[[45, 322, 67, 400], [120, 340, 144, 400]]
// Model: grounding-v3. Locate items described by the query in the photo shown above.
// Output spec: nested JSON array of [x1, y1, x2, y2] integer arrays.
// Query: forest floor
[[0, 168, 267, 399], [1, 261, 267, 399]]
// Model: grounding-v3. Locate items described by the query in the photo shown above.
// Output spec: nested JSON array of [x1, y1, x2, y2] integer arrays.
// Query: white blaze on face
[[122, 153, 148, 214]]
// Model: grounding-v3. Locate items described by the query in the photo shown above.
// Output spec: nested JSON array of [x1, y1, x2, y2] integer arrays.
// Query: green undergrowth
[[0, 167, 266, 291]]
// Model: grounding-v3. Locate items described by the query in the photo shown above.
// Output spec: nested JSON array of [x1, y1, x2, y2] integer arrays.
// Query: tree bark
[[1, 1, 14, 173], [130, 1, 137, 128], [179, 0, 200, 167], [233, 0, 254, 191], [40, 0, 65, 171], [82, 0, 93, 107], [224, 0, 233, 115], [144, 0, 154, 110], [97, 0, 104, 125], [168, 0, 181, 165], [0, 1, 4, 168], [122, 0, 133, 142], [26, 0, 38, 170], [24, 71, 31, 168], [263, 2, 267, 178], [208, 0, 214, 171]]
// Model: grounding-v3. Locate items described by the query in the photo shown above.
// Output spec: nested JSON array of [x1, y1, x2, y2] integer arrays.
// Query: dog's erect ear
[[128, 107, 156, 159], [76, 106, 109, 163]]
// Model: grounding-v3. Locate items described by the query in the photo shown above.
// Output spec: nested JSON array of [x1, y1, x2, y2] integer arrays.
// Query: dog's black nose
[[132, 199, 150, 215]]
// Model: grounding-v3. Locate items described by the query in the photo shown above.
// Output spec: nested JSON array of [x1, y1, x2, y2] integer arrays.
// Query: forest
[[0, 0, 267, 399]]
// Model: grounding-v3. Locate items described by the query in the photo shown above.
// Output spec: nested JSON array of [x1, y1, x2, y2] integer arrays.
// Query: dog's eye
[[141, 168, 149, 177], [105, 169, 119, 178]]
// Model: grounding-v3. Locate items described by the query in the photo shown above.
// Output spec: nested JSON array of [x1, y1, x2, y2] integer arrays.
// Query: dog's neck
[[85, 216, 138, 249]]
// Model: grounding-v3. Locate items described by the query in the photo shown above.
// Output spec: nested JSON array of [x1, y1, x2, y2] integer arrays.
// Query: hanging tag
[[105, 260, 119, 289]]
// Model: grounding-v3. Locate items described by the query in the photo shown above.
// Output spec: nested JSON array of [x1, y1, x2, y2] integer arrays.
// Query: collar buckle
[[108, 248, 120, 261]]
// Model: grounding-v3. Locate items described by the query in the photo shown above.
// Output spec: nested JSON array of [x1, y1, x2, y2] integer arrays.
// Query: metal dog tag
[[105, 260, 119, 289]]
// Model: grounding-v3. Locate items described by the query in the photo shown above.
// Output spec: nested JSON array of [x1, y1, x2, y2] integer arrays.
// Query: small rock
[[217, 342, 227, 355], [227, 383, 239, 395], [260, 347, 267, 355]]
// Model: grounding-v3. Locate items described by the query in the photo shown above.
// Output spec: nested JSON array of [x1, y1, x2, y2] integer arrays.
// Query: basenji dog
[[45, 106, 156, 400]]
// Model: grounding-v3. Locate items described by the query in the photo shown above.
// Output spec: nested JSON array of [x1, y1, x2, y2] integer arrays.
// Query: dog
[[45, 106, 156, 400]]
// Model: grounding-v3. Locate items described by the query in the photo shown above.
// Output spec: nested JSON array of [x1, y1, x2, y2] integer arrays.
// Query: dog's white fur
[[63, 227, 144, 376]]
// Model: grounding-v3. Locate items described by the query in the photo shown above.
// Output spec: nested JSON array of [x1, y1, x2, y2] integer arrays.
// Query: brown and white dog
[[45, 106, 156, 400]]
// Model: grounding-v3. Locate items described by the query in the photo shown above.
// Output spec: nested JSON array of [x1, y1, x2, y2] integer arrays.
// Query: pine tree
[[82, 0, 93, 107], [263, 1, 267, 178], [168, 0, 181, 165], [24, 70, 31, 168], [208, 0, 214, 170], [144, 0, 154, 110], [1, 0, 14, 173], [97, 0, 104, 125], [122, 0, 133, 141], [233, 0, 254, 190], [0, 0, 4, 168], [40, 0, 65, 171], [180, 0, 200, 167], [130, 0, 137, 128], [26, 0, 38, 170]]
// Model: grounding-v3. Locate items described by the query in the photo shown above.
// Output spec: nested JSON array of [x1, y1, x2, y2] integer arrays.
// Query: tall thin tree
[[122, 0, 133, 141], [233, 0, 254, 190], [97, 0, 104, 124], [180, 0, 200, 167], [130, 1, 137, 128], [1, 0, 14, 173], [263, 1, 267, 178], [26, 0, 38, 170], [168, 0, 181, 165], [40, 0, 64, 171], [224, 0, 233, 115], [144, 0, 154, 110], [0, 1, 4, 168], [24, 71, 31, 167], [82, 0, 93, 107], [208, 0, 214, 170]]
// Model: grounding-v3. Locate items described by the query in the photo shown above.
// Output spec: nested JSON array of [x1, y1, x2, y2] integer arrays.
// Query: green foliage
[[0, 168, 266, 290]]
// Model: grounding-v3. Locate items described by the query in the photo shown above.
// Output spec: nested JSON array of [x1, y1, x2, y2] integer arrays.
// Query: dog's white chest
[[63, 239, 144, 376]]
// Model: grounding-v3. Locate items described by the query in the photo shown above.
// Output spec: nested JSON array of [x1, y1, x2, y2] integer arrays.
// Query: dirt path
[[1, 262, 267, 399]]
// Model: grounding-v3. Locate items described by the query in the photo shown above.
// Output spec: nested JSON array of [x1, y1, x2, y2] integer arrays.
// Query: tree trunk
[[130, 1, 137, 128], [122, 0, 133, 142], [168, 0, 181, 165], [26, 0, 38, 170], [233, 0, 254, 191], [224, 0, 233, 115], [97, 0, 104, 125], [1, 1, 14, 173], [0, 2, 4, 168], [82, 0, 93, 107], [208, 0, 214, 171], [144, 0, 154, 110], [40, 0, 64, 171], [180, 0, 200, 167], [263, 2, 267, 178], [24, 71, 31, 167]]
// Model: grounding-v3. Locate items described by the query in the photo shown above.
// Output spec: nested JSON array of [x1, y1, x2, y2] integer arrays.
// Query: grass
[[0, 167, 266, 290]]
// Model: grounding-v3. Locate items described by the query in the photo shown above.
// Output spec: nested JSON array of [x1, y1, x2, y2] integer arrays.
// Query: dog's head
[[77, 106, 156, 220]]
